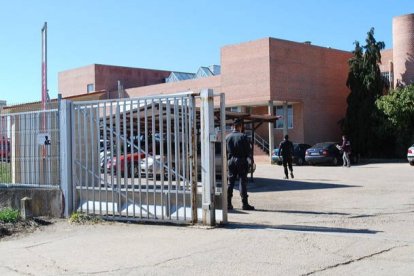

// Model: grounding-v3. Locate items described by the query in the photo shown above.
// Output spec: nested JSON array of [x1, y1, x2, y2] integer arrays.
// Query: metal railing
[[252, 133, 269, 154]]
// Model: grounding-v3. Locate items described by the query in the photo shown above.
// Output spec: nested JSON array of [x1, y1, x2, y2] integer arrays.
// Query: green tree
[[342, 28, 385, 157], [376, 84, 414, 156]]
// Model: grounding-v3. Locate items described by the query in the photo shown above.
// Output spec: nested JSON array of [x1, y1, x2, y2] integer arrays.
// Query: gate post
[[59, 100, 73, 218], [200, 89, 216, 226]]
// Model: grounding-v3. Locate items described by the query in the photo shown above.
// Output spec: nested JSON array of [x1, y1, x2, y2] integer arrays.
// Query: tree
[[376, 84, 414, 156], [342, 28, 386, 158]]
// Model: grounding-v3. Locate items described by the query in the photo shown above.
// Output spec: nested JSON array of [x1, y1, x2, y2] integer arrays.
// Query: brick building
[[58, 13, 414, 159]]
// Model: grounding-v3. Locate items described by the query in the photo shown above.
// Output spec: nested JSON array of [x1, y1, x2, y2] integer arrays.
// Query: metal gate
[[0, 109, 60, 187], [69, 91, 226, 224]]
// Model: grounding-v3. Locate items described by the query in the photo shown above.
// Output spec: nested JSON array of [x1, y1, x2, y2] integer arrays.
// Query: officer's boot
[[242, 198, 255, 211], [227, 193, 234, 210]]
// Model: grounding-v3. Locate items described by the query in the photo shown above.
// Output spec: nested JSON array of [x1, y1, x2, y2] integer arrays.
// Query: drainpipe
[[283, 101, 288, 137], [268, 101, 274, 162]]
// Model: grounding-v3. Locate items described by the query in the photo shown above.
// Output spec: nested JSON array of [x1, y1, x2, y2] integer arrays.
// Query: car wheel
[[297, 157, 304, 166], [332, 157, 338, 166], [410, 161, 414, 166]]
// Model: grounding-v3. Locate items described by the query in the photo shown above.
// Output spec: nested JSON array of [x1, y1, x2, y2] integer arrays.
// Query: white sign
[[37, 133, 51, 145]]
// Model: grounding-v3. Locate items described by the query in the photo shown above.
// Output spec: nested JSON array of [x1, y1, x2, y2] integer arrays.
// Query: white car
[[408, 144, 414, 166]]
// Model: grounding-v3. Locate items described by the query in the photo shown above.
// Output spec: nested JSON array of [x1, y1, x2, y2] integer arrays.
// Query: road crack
[[302, 244, 408, 276]]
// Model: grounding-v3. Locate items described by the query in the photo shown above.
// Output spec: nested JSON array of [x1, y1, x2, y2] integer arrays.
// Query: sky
[[0, 0, 412, 105]]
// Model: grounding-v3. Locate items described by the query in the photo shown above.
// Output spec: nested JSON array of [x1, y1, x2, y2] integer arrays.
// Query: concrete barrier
[[0, 187, 63, 217]]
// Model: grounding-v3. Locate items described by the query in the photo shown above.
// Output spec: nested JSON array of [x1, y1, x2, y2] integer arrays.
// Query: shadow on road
[[224, 222, 381, 234], [253, 209, 350, 216], [247, 177, 360, 193]]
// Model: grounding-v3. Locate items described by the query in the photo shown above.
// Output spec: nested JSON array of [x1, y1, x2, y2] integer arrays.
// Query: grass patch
[[0, 162, 11, 183], [0, 208, 20, 223], [69, 212, 102, 224]]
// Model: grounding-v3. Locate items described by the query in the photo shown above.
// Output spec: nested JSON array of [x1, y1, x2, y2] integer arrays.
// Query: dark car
[[272, 143, 312, 166], [305, 142, 342, 166]]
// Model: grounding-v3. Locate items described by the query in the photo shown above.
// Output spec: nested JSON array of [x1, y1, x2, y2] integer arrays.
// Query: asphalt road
[[0, 162, 413, 275]]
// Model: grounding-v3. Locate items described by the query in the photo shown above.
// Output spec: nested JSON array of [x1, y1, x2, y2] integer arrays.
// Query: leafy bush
[[69, 212, 101, 224], [0, 208, 20, 223]]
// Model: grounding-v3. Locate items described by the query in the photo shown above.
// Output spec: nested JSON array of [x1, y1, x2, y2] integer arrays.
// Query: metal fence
[[70, 92, 221, 224], [0, 89, 226, 226], [0, 109, 60, 187]]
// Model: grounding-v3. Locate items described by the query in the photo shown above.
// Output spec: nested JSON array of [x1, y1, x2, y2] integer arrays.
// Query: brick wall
[[269, 38, 352, 145]]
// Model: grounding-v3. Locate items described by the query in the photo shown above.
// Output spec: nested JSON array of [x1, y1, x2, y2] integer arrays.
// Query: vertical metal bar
[[144, 101, 149, 219], [47, 111, 51, 185], [181, 97, 186, 220], [95, 104, 101, 215], [137, 99, 142, 218], [174, 98, 179, 220], [109, 103, 115, 217], [166, 99, 172, 219], [159, 98, 164, 220], [60, 100, 73, 217], [151, 99, 156, 219], [200, 89, 216, 226], [29, 113, 32, 185], [90, 105, 96, 214], [103, 102, 109, 216], [130, 100, 135, 217], [22, 114, 27, 184], [182, 97, 188, 220], [190, 95, 198, 224], [34, 113, 38, 185], [84, 106, 90, 214], [76, 105, 82, 212], [122, 100, 128, 217], [116, 101, 121, 216], [220, 93, 228, 224]]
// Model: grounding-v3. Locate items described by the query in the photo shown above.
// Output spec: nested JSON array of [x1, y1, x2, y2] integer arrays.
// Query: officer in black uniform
[[226, 119, 254, 211], [278, 134, 294, 179]]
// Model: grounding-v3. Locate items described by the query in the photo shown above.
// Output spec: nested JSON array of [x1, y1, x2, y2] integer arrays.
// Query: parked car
[[271, 143, 312, 166], [139, 143, 256, 180], [106, 152, 146, 177], [0, 138, 10, 162], [408, 144, 414, 166], [305, 142, 342, 166]]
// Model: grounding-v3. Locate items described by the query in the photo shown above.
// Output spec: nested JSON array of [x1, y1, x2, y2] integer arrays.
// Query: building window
[[381, 71, 393, 87], [87, 83, 94, 93], [274, 105, 293, 129], [226, 106, 241, 112]]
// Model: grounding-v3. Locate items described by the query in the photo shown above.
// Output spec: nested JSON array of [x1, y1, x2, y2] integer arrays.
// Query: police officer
[[278, 134, 294, 179], [226, 118, 255, 211]]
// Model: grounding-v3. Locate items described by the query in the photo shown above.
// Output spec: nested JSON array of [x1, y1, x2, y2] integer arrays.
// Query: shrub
[[0, 208, 21, 223]]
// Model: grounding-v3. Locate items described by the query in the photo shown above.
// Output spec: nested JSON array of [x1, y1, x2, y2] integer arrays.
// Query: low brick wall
[[0, 187, 63, 218]]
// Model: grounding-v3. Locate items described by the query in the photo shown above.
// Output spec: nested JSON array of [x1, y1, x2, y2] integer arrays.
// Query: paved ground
[[0, 162, 413, 275]]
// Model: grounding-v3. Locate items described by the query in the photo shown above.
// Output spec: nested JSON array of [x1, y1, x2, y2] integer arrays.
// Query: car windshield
[[312, 142, 334, 148]]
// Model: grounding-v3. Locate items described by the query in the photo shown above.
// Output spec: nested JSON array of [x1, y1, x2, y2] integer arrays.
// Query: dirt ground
[[0, 217, 54, 240], [0, 162, 413, 275]]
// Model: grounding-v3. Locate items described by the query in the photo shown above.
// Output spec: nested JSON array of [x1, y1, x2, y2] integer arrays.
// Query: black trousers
[[282, 155, 293, 177], [227, 157, 248, 200]]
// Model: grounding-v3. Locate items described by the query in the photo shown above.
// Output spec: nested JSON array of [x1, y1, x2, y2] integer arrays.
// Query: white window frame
[[87, 83, 94, 93], [274, 105, 293, 129]]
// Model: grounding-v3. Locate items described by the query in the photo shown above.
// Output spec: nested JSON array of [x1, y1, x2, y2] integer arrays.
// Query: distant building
[[55, 13, 414, 160]]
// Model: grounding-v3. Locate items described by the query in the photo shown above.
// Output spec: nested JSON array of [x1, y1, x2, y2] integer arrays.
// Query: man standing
[[278, 134, 294, 179], [226, 119, 255, 211], [340, 135, 351, 167]]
